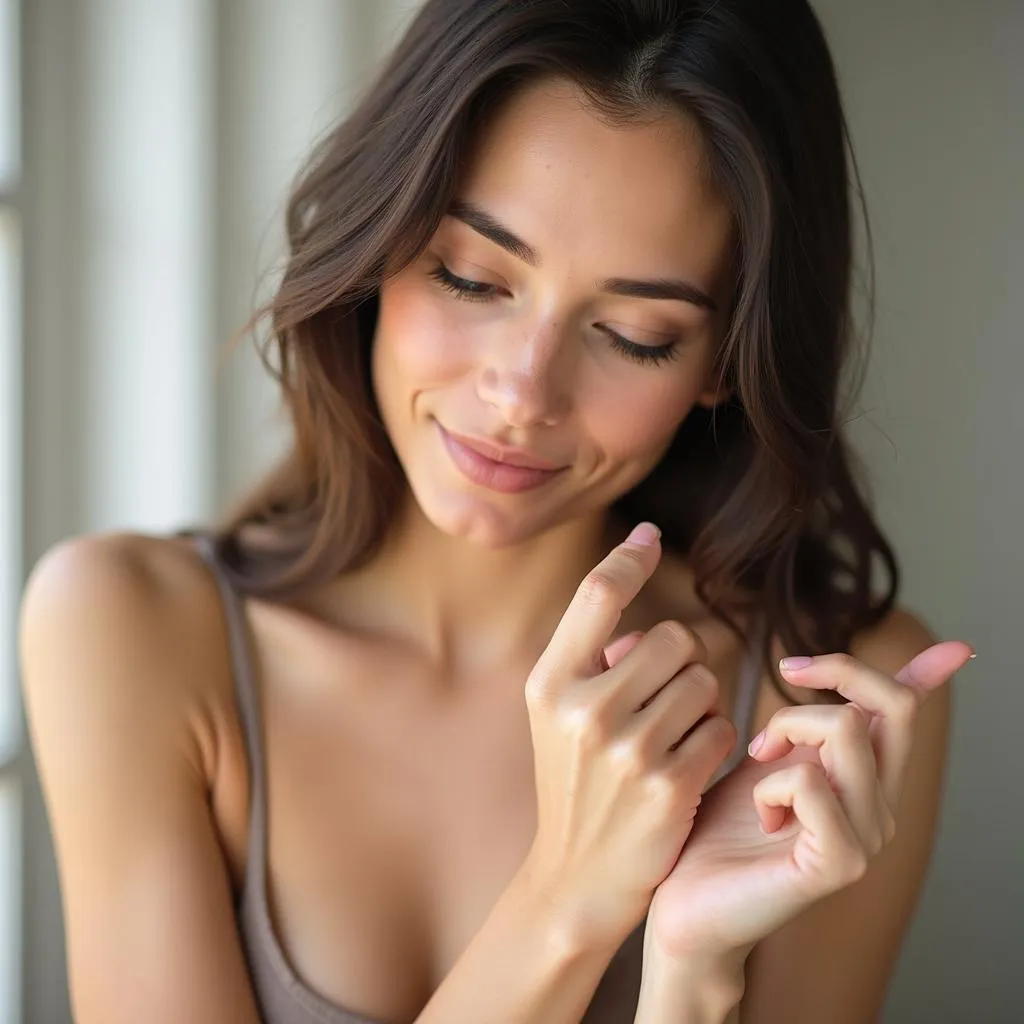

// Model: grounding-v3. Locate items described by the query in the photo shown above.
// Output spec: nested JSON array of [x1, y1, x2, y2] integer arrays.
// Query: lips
[[440, 427, 564, 471], [435, 421, 568, 494]]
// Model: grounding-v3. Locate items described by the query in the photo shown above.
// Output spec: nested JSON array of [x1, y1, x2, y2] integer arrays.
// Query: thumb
[[600, 630, 645, 671], [893, 639, 974, 695]]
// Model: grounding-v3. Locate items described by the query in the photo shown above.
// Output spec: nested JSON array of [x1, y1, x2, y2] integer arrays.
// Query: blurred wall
[[20, 2, 1022, 1021], [813, 1, 1023, 1018]]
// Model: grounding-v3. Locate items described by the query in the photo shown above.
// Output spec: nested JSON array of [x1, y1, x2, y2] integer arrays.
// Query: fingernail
[[780, 656, 813, 672], [968, 652, 977, 659], [748, 730, 765, 756], [626, 522, 660, 547]]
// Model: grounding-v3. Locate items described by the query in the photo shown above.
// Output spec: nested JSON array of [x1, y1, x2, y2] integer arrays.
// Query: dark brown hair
[[213, 0, 897, 696]]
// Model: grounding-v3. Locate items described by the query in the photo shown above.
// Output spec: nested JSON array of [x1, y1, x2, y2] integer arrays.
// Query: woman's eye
[[428, 263, 497, 302], [429, 261, 679, 367], [599, 326, 680, 367]]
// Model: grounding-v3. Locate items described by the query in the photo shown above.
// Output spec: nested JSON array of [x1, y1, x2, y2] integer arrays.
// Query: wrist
[[511, 851, 636, 965], [635, 943, 748, 1024]]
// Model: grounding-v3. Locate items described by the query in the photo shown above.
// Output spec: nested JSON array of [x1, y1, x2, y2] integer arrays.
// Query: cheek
[[582, 373, 704, 465], [374, 274, 474, 390]]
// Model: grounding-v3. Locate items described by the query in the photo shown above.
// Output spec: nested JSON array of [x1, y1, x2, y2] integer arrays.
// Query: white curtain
[[19, 4, 417, 1020]]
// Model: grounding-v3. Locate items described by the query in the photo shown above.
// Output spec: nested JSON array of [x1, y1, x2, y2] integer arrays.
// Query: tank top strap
[[185, 530, 271, 906], [732, 608, 768, 748], [708, 609, 769, 785], [183, 529, 401, 1023]]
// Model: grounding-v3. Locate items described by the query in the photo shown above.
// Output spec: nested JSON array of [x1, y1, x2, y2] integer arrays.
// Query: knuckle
[[890, 686, 918, 723], [793, 760, 826, 789], [561, 700, 612, 748], [765, 706, 794, 734], [656, 619, 695, 654], [618, 543, 647, 572], [577, 571, 616, 608], [844, 846, 870, 882], [662, 755, 706, 793], [686, 663, 720, 703], [609, 736, 649, 778], [645, 767, 681, 806], [523, 676, 546, 711], [709, 713, 738, 749], [833, 703, 868, 742], [524, 669, 556, 709], [683, 714, 736, 762]]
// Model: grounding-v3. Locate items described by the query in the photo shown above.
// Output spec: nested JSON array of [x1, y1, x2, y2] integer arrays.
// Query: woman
[[19, 1, 971, 1022]]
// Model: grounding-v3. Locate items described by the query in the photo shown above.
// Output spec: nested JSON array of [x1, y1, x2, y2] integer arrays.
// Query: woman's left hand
[[639, 641, 972, 963]]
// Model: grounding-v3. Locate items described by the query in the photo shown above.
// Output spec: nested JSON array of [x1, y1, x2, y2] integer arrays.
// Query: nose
[[475, 321, 572, 429]]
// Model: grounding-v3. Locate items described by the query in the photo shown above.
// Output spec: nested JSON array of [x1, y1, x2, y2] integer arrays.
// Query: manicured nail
[[779, 656, 813, 672], [747, 730, 765, 756], [968, 652, 977, 659], [627, 522, 660, 546]]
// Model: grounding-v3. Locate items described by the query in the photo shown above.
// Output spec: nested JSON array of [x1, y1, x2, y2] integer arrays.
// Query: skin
[[18, 76, 958, 1024], [361, 76, 734, 681]]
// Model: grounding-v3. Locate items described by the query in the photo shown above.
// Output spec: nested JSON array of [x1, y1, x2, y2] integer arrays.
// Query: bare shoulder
[[19, 530, 235, 783], [849, 604, 939, 670], [21, 529, 217, 627], [19, 532, 265, 1022]]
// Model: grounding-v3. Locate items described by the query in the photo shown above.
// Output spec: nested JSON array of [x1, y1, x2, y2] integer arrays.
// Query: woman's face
[[372, 77, 735, 548]]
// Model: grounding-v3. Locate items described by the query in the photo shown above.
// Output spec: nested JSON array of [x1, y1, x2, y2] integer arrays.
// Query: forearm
[[414, 866, 620, 1024], [634, 947, 748, 1024]]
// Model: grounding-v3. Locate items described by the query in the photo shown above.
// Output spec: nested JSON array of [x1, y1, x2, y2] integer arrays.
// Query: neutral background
[[5, 1, 1021, 1021]]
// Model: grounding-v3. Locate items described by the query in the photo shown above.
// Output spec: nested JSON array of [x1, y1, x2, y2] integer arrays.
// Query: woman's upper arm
[[740, 606, 953, 1023], [19, 534, 262, 1024]]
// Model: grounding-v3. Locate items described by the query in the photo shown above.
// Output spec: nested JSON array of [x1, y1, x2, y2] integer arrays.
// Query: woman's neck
[[318, 490, 638, 680]]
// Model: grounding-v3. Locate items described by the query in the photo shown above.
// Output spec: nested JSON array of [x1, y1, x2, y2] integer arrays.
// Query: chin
[[412, 479, 550, 549]]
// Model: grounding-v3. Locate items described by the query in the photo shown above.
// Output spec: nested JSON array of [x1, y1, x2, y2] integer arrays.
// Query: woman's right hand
[[519, 522, 737, 952]]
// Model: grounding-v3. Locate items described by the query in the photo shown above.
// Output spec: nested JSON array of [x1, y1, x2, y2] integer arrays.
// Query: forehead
[[456, 77, 734, 290]]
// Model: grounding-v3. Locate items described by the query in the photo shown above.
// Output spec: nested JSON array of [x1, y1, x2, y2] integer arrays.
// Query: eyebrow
[[447, 198, 718, 313]]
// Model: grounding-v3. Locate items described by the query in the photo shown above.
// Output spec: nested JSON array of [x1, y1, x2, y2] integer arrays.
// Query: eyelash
[[427, 263, 680, 367]]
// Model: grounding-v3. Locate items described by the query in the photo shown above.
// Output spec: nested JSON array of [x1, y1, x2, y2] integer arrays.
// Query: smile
[[435, 421, 568, 494]]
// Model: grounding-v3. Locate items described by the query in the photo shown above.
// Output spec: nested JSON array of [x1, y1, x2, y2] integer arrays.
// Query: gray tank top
[[191, 530, 766, 1023]]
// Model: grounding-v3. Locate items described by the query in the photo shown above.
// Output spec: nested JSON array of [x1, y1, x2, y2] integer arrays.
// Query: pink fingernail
[[626, 522, 660, 546], [747, 730, 765, 756], [780, 656, 813, 671]]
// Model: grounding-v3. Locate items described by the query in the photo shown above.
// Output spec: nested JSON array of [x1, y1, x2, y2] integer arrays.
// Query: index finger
[[779, 643, 970, 805], [534, 522, 661, 687]]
